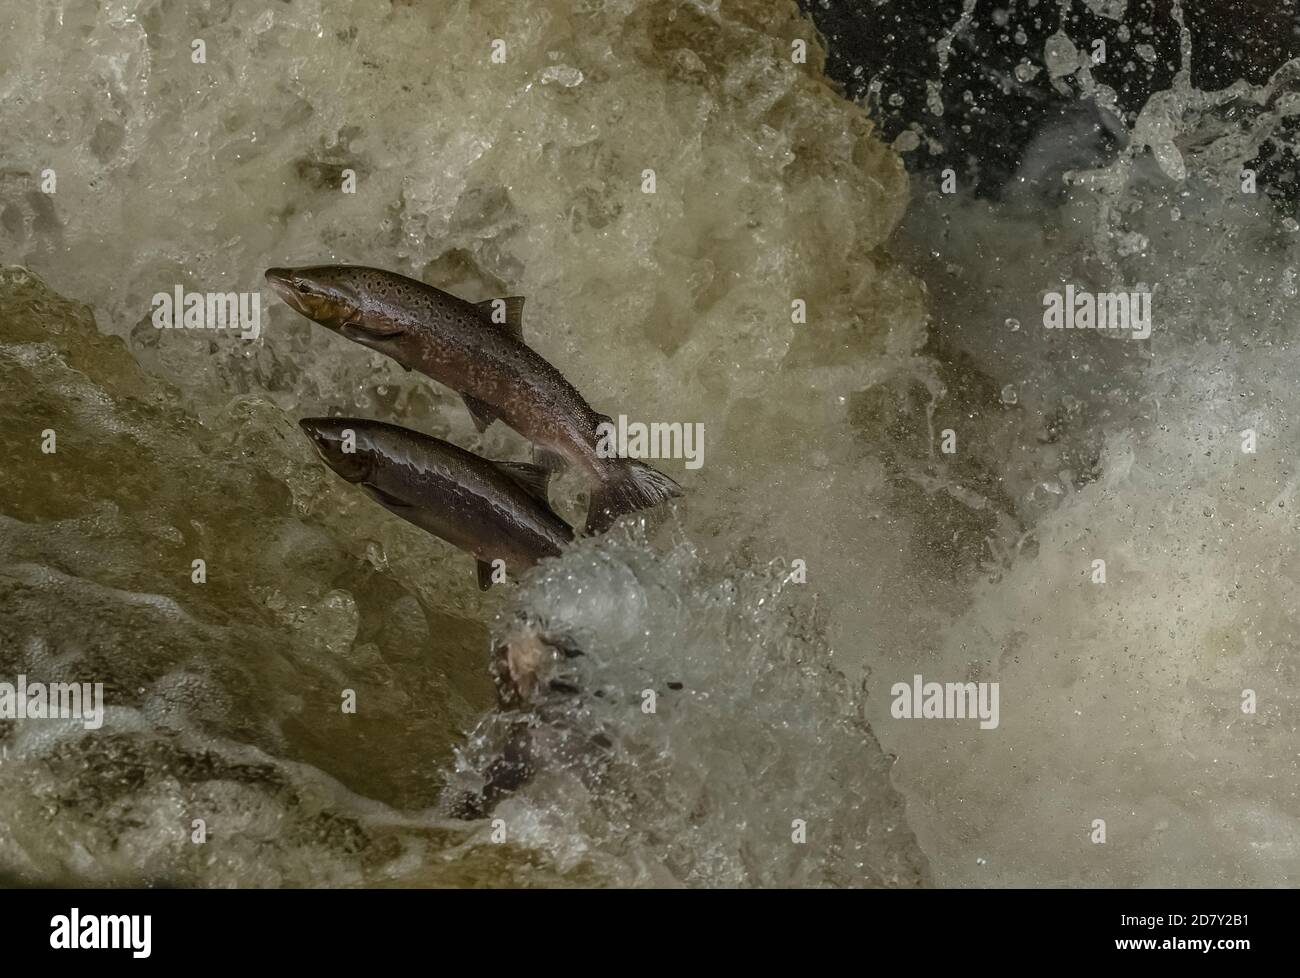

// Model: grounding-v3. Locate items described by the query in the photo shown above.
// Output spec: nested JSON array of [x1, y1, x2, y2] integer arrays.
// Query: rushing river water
[[1, 0, 1298, 887]]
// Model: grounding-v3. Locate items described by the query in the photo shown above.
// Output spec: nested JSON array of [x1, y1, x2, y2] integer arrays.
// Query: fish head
[[491, 620, 585, 708], [298, 417, 375, 483], [265, 266, 367, 331], [266, 265, 416, 357]]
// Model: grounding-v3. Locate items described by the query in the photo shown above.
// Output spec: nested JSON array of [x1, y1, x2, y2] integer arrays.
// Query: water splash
[[445, 524, 927, 886]]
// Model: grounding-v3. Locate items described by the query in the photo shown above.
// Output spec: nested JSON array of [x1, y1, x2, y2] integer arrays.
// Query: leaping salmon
[[268, 265, 681, 533], [298, 416, 572, 590]]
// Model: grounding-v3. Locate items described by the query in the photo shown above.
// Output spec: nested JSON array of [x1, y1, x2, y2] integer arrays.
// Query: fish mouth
[[298, 417, 371, 482], [265, 267, 312, 316], [297, 417, 335, 460], [264, 267, 295, 296], [297, 417, 324, 439]]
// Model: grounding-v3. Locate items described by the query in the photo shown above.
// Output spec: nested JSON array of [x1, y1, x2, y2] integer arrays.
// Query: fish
[[445, 623, 613, 820], [298, 416, 572, 590], [267, 265, 681, 533]]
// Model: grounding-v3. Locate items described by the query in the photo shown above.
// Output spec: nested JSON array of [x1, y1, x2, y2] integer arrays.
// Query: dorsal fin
[[491, 460, 553, 504], [474, 296, 525, 340], [460, 392, 501, 433]]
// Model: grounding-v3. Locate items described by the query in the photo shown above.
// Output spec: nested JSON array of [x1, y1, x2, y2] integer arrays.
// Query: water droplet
[[1013, 61, 1040, 83], [926, 80, 945, 117], [1005, 317, 1020, 331], [539, 65, 584, 88], [1000, 385, 1019, 405], [893, 130, 921, 153]]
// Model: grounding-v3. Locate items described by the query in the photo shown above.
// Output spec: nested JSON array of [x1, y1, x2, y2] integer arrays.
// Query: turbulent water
[[1, 0, 1298, 886]]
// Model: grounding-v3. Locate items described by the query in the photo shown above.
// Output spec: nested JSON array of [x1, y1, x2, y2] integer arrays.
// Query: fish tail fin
[[584, 460, 682, 535]]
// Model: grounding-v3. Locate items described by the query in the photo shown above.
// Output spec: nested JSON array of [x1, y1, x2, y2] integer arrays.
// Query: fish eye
[[295, 282, 310, 294]]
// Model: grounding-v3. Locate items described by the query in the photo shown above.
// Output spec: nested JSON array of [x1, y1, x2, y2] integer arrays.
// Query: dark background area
[[797, 0, 1300, 199]]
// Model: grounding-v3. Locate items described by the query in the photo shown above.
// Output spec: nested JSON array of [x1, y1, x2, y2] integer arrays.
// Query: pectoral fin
[[474, 296, 526, 341], [461, 392, 502, 433], [361, 483, 412, 509], [492, 460, 553, 504], [341, 321, 403, 341]]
